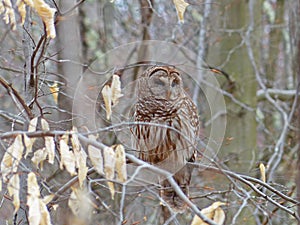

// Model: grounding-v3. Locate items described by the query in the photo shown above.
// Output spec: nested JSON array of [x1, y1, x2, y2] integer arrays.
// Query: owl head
[[138, 66, 184, 101]]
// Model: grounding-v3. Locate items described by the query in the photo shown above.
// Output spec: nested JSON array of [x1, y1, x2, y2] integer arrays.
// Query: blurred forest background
[[0, 0, 300, 225]]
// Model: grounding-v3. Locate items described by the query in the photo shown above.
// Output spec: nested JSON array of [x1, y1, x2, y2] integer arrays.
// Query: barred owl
[[132, 65, 199, 212]]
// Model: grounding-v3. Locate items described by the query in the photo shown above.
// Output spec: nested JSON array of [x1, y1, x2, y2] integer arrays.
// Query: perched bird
[[132, 65, 199, 212]]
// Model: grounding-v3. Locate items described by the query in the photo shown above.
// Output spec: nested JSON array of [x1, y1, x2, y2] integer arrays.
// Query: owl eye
[[171, 79, 180, 87]]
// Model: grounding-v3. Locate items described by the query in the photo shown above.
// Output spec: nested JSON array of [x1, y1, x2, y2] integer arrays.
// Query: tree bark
[[56, 1, 83, 130]]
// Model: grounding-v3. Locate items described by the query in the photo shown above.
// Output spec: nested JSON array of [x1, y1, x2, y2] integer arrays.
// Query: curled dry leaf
[[111, 75, 123, 106], [104, 146, 116, 199], [173, 0, 189, 23], [3, 0, 56, 38], [31, 0, 57, 38], [1, 134, 24, 182], [115, 145, 127, 182], [42, 194, 54, 205], [101, 85, 112, 120], [27, 172, 52, 225], [259, 163, 266, 183], [49, 81, 59, 104], [71, 127, 88, 188], [191, 202, 226, 225], [27, 172, 41, 225], [16, 0, 26, 24], [1, 0, 16, 29], [88, 134, 104, 175], [59, 134, 76, 176], [31, 148, 48, 169], [24, 117, 38, 158], [41, 118, 55, 164], [7, 174, 20, 213], [101, 74, 123, 120]]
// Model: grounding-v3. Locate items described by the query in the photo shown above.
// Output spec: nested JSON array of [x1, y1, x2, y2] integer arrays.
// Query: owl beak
[[166, 89, 172, 100]]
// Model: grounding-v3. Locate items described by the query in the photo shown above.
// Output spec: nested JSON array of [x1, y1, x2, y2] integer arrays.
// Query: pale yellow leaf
[[88, 135, 104, 175], [16, 0, 26, 25], [173, 0, 189, 23], [32, 0, 56, 38], [42, 194, 54, 204], [31, 148, 47, 169], [1, 134, 24, 182], [1, 0, 16, 30], [27, 172, 41, 225], [24, 134, 35, 158], [111, 75, 123, 106], [77, 151, 88, 188], [0, 178, 2, 192], [71, 127, 88, 188], [45, 135, 55, 164], [27, 172, 52, 225], [59, 134, 76, 176], [191, 202, 226, 225], [7, 174, 20, 213], [259, 163, 266, 183], [39, 198, 52, 225], [101, 85, 112, 120], [115, 145, 127, 182], [27, 172, 40, 197], [41, 118, 50, 130], [71, 127, 81, 153], [49, 81, 59, 104], [104, 146, 116, 199], [24, 117, 38, 158], [41, 118, 55, 164], [0, 2, 4, 15]]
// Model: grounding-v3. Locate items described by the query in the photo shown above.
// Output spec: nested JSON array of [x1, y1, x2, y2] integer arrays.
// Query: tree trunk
[[56, 0, 83, 130]]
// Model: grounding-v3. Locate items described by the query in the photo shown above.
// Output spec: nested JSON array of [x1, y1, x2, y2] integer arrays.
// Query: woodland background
[[0, 0, 300, 225]]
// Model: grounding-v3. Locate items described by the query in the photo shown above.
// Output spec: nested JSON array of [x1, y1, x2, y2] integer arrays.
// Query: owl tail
[[160, 165, 193, 213]]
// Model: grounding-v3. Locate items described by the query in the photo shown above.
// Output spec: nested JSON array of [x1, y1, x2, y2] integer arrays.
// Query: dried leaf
[[1, 134, 24, 182], [111, 75, 123, 106], [42, 194, 54, 204], [259, 163, 266, 183], [191, 202, 226, 225], [59, 134, 76, 176], [31, 148, 47, 169], [101, 85, 112, 120], [104, 146, 116, 199], [1, 0, 16, 30], [16, 0, 26, 24], [32, 0, 56, 38], [49, 81, 59, 104], [88, 135, 104, 175], [27, 172, 41, 225], [173, 0, 189, 23], [27, 172, 52, 225], [24, 117, 38, 158], [41, 119, 55, 164], [115, 145, 127, 182], [39, 198, 52, 225], [71, 128, 88, 188], [7, 174, 20, 213]]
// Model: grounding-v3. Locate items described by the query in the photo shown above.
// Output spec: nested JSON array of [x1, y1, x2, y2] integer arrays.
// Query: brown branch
[[0, 77, 34, 120]]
